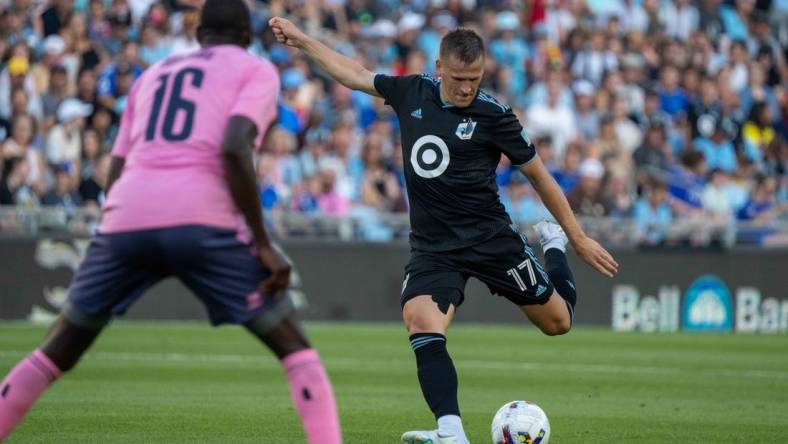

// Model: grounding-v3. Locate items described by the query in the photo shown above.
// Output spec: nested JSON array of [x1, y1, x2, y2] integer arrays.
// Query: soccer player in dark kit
[[0, 2, 342, 443], [270, 16, 618, 444]]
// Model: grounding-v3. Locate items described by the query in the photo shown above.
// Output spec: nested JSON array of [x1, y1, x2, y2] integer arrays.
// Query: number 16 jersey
[[100, 45, 279, 234]]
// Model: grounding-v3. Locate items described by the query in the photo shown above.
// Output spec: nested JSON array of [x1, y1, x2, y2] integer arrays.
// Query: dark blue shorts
[[63, 225, 294, 328]]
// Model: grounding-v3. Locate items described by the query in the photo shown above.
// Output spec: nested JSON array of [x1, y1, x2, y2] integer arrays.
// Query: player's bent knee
[[539, 317, 572, 336]]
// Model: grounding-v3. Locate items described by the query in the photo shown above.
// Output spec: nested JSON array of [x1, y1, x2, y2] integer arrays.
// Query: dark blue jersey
[[374, 74, 537, 251]]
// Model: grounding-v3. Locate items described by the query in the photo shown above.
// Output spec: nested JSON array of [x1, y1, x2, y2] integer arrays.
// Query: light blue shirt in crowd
[[693, 137, 738, 173]]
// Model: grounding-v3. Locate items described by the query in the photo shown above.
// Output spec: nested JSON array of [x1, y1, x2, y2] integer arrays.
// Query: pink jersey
[[100, 45, 279, 234]]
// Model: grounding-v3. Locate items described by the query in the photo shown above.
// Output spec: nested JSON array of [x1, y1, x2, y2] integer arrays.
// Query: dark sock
[[545, 248, 577, 321], [409, 333, 460, 419]]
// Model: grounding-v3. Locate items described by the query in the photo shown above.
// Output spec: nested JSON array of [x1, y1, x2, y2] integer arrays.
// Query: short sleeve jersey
[[100, 45, 279, 234], [374, 74, 537, 252]]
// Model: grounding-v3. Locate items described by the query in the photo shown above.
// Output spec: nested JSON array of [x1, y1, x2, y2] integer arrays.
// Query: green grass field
[[1, 321, 787, 443]]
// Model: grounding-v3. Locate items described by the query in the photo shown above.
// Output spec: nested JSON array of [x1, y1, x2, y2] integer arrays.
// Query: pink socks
[[281, 349, 342, 444], [0, 349, 62, 440], [1, 348, 341, 443]]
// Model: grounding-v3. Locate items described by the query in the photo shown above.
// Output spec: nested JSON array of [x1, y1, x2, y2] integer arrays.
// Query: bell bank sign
[[611, 275, 788, 333]]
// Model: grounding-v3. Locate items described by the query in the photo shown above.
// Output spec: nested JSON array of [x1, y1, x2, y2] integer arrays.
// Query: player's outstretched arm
[[269, 16, 379, 97], [520, 157, 619, 278], [221, 116, 291, 296]]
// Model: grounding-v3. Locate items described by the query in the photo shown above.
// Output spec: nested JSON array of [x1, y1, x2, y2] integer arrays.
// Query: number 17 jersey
[[100, 45, 279, 234]]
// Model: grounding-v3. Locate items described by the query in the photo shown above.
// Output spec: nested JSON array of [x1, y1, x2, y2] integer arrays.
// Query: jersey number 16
[[145, 67, 204, 142]]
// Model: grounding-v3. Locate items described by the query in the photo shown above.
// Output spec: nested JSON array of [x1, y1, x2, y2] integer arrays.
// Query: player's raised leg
[[245, 314, 342, 444], [401, 294, 468, 444], [519, 221, 575, 336]]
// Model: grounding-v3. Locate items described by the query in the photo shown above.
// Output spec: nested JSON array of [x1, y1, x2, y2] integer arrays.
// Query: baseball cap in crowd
[[282, 68, 305, 90], [57, 99, 93, 123], [495, 11, 520, 31], [431, 13, 456, 30], [578, 158, 605, 179], [43, 35, 66, 56], [398, 12, 425, 34], [572, 79, 594, 97], [365, 19, 397, 39], [7, 56, 29, 76]]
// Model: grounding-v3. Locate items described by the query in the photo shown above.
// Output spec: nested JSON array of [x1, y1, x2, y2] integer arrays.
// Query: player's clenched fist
[[269, 17, 306, 48]]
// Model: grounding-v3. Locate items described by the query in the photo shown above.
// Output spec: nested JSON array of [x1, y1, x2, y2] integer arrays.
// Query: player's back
[[101, 45, 279, 234]]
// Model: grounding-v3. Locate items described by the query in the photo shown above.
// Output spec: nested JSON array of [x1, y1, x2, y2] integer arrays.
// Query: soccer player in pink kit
[[0, 1, 342, 443]]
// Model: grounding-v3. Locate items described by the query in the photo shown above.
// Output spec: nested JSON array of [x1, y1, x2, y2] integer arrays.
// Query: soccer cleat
[[532, 220, 568, 253], [401, 430, 459, 444]]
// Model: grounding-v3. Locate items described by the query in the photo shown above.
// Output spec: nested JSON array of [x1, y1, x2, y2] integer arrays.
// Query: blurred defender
[[270, 17, 618, 444], [0, 2, 342, 443]]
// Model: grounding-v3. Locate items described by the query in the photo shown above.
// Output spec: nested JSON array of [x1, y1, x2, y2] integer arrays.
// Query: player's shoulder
[[474, 89, 512, 115], [377, 72, 435, 88]]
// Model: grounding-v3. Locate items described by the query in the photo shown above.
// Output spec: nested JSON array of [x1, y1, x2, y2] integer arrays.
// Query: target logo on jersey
[[410, 134, 450, 179]]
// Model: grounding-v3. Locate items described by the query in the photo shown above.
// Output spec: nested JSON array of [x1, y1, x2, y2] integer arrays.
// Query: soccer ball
[[491, 400, 551, 444]]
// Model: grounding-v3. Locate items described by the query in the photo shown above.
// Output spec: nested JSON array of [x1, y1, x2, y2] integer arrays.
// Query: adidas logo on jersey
[[536, 285, 548, 297], [411, 108, 422, 119]]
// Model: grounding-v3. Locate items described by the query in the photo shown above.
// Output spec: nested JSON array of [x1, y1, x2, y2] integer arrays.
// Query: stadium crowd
[[0, 0, 786, 245]]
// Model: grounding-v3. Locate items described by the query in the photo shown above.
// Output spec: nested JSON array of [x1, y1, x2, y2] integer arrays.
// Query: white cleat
[[401, 430, 459, 444], [532, 220, 568, 252]]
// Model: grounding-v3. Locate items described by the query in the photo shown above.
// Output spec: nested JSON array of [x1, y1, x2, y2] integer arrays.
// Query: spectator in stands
[[553, 141, 581, 194], [139, 23, 170, 67], [572, 80, 599, 141], [633, 121, 671, 176], [702, 168, 735, 218], [667, 150, 707, 214], [41, 164, 82, 209], [40, 65, 69, 134], [742, 102, 776, 162], [694, 121, 738, 173], [571, 29, 617, 85], [291, 175, 321, 214], [0, 51, 43, 120], [526, 72, 577, 157], [78, 128, 102, 180], [40, 0, 73, 37], [634, 179, 673, 246], [738, 175, 785, 222], [2, 114, 46, 193], [360, 136, 402, 212], [658, 65, 691, 119], [170, 7, 200, 56], [30, 35, 66, 97], [75, 68, 98, 109], [317, 169, 349, 217], [0, 156, 28, 205], [659, 0, 699, 41], [568, 158, 608, 217], [46, 98, 92, 167], [65, 11, 104, 73], [78, 151, 109, 210]]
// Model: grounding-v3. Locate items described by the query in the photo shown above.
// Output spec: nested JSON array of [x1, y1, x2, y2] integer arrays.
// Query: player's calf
[[246, 315, 342, 444], [533, 221, 577, 323], [521, 292, 572, 336]]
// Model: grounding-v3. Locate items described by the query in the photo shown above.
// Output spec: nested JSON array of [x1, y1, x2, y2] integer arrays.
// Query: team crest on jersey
[[455, 118, 477, 140]]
